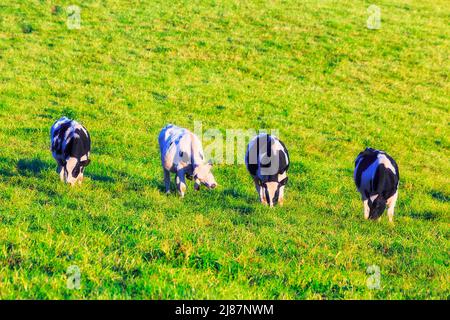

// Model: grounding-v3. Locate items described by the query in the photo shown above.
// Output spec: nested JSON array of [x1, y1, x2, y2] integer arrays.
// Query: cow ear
[[279, 177, 288, 186]]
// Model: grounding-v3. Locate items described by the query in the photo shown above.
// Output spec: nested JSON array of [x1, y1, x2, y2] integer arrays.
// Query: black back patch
[[246, 134, 289, 181], [354, 148, 399, 200]]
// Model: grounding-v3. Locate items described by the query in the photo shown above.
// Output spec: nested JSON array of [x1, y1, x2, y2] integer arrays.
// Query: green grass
[[0, 0, 449, 299]]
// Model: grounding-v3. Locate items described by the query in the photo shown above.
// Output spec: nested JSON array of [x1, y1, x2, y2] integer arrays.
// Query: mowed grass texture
[[0, 0, 449, 299]]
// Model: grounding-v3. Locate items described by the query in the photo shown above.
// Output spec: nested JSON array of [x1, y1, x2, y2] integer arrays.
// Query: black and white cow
[[158, 124, 217, 197], [50, 117, 91, 186], [245, 134, 290, 207], [354, 148, 399, 222]]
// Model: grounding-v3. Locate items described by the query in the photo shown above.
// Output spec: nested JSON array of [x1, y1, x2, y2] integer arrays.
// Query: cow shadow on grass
[[218, 187, 256, 215], [5, 156, 163, 193], [408, 211, 439, 221], [85, 165, 164, 192], [0, 157, 59, 200], [17, 158, 53, 176], [430, 190, 449, 203], [406, 190, 449, 221], [0, 157, 54, 178], [149, 177, 257, 215], [0, 168, 14, 177], [87, 173, 116, 184], [0, 159, 15, 177]]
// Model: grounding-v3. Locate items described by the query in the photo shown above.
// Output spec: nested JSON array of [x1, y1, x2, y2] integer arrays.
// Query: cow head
[[260, 176, 288, 207], [368, 195, 387, 219], [193, 161, 217, 190], [60, 157, 91, 186]]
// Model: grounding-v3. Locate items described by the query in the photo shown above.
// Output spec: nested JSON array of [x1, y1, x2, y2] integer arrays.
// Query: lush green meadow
[[0, 0, 449, 299]]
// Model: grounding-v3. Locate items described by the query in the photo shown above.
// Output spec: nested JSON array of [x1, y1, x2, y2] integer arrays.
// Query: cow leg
[[278, 186, 285, 207], [194, 179, 201, 191], [253, 177, 266, 204], [77, 172, 84, 185], [363, 200, 370, 220], [386, 191, 398, 223], [163, 169, 171, 194], [59, 165, 66, 182], [176, 169, 187, 198]]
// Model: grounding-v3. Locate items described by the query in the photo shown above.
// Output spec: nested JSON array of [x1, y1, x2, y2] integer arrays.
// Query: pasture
[[0, 0, 449, 299]]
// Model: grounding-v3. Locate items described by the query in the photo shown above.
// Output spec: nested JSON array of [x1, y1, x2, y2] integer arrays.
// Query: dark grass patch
[[85, 96, 96, 105], [0, 213, 15, 225], [323, 54, 345, 74], [88, 214, 112, 232], [0, 168, 15, 177], [151, 91, 168, 102], [219, 260, 243, 281], [248, 272, 280, 287], [20, 22, 34, 34], [189, 249, 222, 272], [61, 107, 78, 120], [118, 223, 140, 235], [409, 211, 439, 221], [6, 253, 23, 269], [38, 106, 78, 121], [86, 173, 116, 183], [288, 280, 350, 300], [3, 243, 23, 269], [142, 248, 166, 262], [149, 46, 170, 53], [26, 215, 45, 232], [256, 245, 277, 256], [215, 105, 226, 111], [123, 198, 152, 210], [430, 190, 448, 203], [229, 204, 255, 215], [0, 127, 46, 136]]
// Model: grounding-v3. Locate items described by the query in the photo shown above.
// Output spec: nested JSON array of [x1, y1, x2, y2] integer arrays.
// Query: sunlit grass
[[0, 0, 448, 299]]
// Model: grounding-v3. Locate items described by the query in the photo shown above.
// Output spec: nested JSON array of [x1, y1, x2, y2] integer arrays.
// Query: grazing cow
[[158, 124, 217, 197], [354, 148, 399, 222], [245, 134, 290, 207], [50, 117, 91, 186]]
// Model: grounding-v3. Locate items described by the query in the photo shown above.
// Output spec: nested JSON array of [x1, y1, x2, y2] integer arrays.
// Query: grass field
[[0, 0, 449, 299]]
